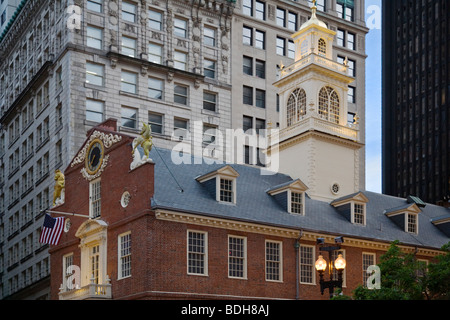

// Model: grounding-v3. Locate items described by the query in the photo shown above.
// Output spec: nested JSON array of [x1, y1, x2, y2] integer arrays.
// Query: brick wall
[[49, 126, 434, 300]]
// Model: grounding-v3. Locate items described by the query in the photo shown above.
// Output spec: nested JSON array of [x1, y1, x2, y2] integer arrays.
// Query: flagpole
[[46, 210, 91, 219]]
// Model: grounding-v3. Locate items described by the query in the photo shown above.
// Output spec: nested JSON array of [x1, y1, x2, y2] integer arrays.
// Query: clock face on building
[[86, 139, 104, 175]]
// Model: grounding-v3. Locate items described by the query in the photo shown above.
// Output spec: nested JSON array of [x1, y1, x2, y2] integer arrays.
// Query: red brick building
[[48, 119, 449, 300]]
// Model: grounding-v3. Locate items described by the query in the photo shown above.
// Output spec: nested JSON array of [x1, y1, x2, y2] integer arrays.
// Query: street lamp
[[315, 255, 327, 272], [334, 254, 346, 270], [314, 237, 346, 298]]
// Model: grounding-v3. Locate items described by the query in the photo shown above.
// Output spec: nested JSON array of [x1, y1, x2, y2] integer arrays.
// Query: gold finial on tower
[[311, 0, 318, 17]]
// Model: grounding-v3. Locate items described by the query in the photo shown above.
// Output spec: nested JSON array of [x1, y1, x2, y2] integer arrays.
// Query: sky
[[364, 0, 382, 193]]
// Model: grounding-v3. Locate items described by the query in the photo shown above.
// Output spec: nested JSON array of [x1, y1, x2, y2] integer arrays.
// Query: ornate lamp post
[[314, 237, 346, 298]]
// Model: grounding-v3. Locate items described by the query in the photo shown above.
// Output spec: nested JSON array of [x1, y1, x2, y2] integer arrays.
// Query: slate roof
[[265, 179, 305, 193], [148, 147, 450, 250]]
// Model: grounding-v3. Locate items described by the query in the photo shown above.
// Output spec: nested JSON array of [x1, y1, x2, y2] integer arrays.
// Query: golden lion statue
[[53, 169, 65, 206]]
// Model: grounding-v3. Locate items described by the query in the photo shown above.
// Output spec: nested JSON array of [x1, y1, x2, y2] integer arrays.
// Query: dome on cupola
[[299, 0, 328, 31]]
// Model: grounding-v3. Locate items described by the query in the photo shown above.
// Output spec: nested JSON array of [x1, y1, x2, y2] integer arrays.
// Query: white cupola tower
[[269, 1, 363, 202]]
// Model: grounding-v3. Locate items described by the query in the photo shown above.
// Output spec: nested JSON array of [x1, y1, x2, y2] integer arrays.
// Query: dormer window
[[267, 179, 308, 215], [431, 213, 450, 237], [384, 203, 421, 234], [331, 192, 369, 226], [407, 213, 417, 234], [290, 191, 304, 215], [196, 165, 239, 204], [353, 203, 365, 225], [219, 178, 234, 203]]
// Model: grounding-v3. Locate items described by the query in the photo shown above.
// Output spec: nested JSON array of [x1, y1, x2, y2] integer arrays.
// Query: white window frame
[[288, 190, 305, 215], [265, 240, 283, 282], [118, 231, 131, 280], [187, 230, 208, 276], [351, 202, 366, 226], [228, 235, 247, 279], [362, 252, 375, 287], [299, 244, 316, 284], [406, 213, 418, 234], [217, 176, 236, 204], [89, 178, 101, 219], [77, 220, 108, 288], [90, 244, 100, 284], [62, 253, 74, 291]]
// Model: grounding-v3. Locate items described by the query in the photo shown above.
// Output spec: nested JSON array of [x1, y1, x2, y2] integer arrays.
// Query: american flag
[[39, 214, 65, 245]]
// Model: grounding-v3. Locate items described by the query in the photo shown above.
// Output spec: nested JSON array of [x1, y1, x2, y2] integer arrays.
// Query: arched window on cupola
[[318, 86, 340, 124], [287, 88, 307, 127], [318, 38, 326, 56]]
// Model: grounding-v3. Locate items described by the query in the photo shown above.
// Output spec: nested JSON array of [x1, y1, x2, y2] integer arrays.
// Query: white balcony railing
[[279, 53, 349, 79], [275, 114, 359, 143], [59, 276, 112, 300]]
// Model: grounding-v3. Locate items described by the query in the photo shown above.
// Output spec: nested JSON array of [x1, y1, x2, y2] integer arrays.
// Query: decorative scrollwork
[[71, 131, 122, 167]]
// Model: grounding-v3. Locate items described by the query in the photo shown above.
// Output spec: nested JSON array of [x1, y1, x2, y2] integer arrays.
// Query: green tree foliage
[[333, 241, 450, 300]]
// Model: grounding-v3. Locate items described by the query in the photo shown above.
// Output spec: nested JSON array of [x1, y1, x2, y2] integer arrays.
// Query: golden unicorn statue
[[132, 122, 153, 158]]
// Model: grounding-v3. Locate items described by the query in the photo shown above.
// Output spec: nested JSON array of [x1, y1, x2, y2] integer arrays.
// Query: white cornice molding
[[275, 130, 363, 152], [154, 209, 443, 257], [155, 209, 300, 238]]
